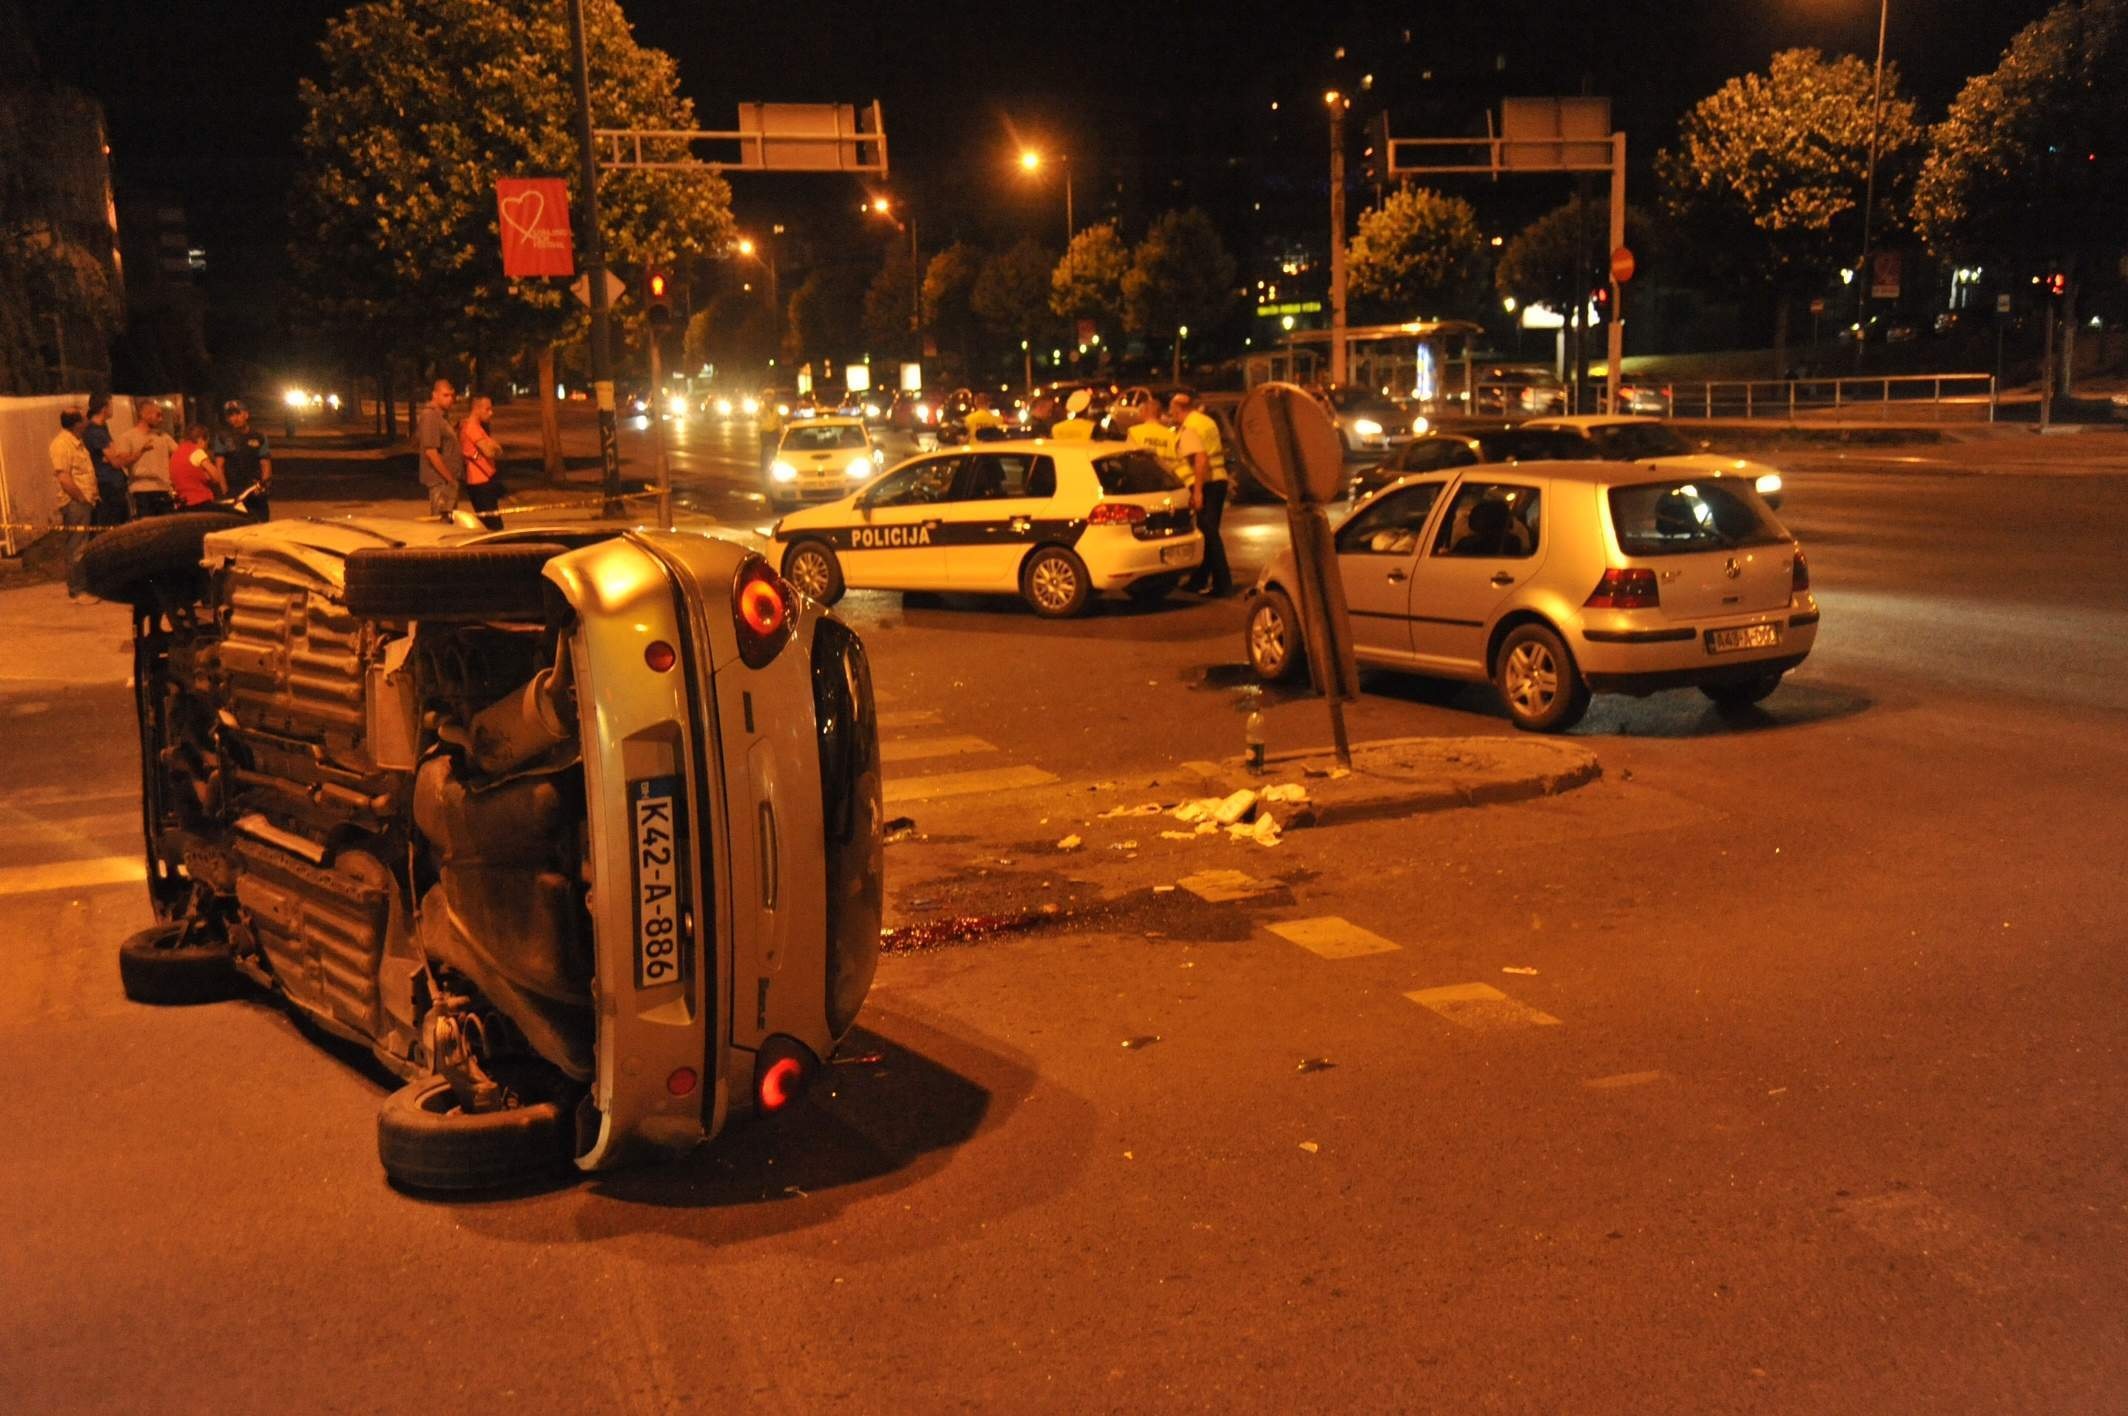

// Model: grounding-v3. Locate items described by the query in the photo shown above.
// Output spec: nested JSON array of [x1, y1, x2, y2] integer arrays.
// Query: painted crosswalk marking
[[1404, 982, 1562, 1031], [878, 735, 998, 765], [882, 764, 1059, 804], [1267, 916, 1401, 959], [0, 856, 147, 898], [876, 708, 944, 730]]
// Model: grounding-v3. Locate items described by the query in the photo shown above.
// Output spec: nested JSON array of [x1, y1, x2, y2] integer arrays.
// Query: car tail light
[[1585, 567, 1660, 609], [732, 555, 794, 669], [1088, 502, 1147, 525], [665, 1066, 698, 1097], [644, 640, 676, 672], [1791, 548, 1810, 593], [754, 1035, 818, 1114]]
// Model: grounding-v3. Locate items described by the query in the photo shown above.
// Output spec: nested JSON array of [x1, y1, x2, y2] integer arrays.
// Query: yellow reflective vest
[[1182, 409, 1229, 483], [1127, 419, 1184, 480]]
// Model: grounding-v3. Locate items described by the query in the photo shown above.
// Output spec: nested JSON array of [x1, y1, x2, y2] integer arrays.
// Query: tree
[[1495, 198, 1657, 311], [784, 264, 870, 370], [1914, 0, 2127, 392], [683, 286, 776, 379], [1657, 48, 1921, 373], [971, 238, 1059, 344], [861, 247, 920, 358], [1124, 209, 1237, 376], [290, 0, 733, 473], [1049, 223, 1129, 332], [1344, 187, 1487, 320], [921, 241, 984, 372]]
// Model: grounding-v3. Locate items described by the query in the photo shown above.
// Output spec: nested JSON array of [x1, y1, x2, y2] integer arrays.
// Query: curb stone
[[1174, 734, 1603, 828]]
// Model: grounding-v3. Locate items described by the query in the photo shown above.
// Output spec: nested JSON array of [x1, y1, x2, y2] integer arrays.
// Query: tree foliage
[[1913, 0, 2128, 275], [1656, 48, 1921, 290], [1494, 197, 1658, 309], [290, 0, 733, 375], [1344, 187, 1487, 318], [861, 247, 919, 357], [1049, 223, 1129, 328], [1123, 209, 1237, 338], [921, 241, 984, 359], [0, 88, 124, 393], [971, 238, 1059, 342], [784, 264, 870, 368], [683, 286, 776, 376]]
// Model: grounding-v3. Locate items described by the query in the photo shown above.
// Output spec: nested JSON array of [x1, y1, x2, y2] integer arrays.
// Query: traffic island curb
[[1175, 735, 1602, 828]]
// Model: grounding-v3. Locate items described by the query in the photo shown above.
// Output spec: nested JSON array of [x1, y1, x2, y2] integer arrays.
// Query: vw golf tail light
[[732, 555, 795, 669], [1584, 567, 1660, 610], [1791, 547, 1810, 594], [1088, 503, 1148, 526]]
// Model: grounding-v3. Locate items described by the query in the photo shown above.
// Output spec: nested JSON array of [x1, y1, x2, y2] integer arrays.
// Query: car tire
[[781, 540, 845, 605], [343, 543, 567, 621], [1021, 546, 1091, 618], [375, 1074, 570, 1192], [1126, 574, 1181, 606], [1246, 589, 1307, 684], [117, 922, 242, 1006], [1702, 671, 1784, 709], [80, 510, 250, 605], [1493, 623, 1590, 732]]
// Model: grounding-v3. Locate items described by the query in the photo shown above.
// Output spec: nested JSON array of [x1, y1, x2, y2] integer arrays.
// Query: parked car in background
[[1467, 365, 1569, 416], [1312, 384, 1411, 458], [1245, 460, 1816, 731], [1613, 380, 1671, 416], [80, 510, 880, 1191], [1520, 415, 1787, 508], [1345, 425, 1599, 504]]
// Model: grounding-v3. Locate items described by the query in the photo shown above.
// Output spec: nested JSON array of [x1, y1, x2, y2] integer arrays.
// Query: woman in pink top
[[458, 394, 504, 530], [169, 424, 227, 508]]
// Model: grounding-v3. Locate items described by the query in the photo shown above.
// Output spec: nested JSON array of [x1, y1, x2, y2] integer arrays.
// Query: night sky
[[30, 0, 2063, 333]]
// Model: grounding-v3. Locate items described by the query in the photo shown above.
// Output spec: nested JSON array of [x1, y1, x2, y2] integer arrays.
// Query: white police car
[[767, 415, 885, 508], [769, 441, 1204, 617]]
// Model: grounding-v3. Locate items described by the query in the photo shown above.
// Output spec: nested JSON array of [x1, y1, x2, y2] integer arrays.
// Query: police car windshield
[[784, 424, 868, 451], [1093, 450, 1184, 495]]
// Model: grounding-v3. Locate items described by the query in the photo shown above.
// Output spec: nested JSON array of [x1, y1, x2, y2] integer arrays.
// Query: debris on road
[[1121, 1035, 1162, 1050], [1227, 814, 1282, 847], [1176, 868, 1276, 903], [1056, 834, 1083, 851], [1502, 965, 1539, 976], [1296, 1057, 1337, 1074], [1261, 783, 1309, 804], [883, 815, 920, 844], [1099, 802, 1166, 819], [1298, 1140, 1320, 1154]]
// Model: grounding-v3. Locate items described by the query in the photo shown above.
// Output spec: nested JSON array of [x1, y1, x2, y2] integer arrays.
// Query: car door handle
[[1009, 516, 1032, 532], [1490, 572, 1516, 586], [1386, 569, 1407, 582]]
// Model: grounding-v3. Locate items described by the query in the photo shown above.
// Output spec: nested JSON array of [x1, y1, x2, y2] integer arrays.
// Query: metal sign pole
[[648, 333, 672, 526], [1606, 133, 1627, 415], [565, 0, 623, 516], [1262, 386, 1355, 769]]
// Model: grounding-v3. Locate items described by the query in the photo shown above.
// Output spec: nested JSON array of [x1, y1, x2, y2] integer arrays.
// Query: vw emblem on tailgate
[[1723, 557, 1742, 580]]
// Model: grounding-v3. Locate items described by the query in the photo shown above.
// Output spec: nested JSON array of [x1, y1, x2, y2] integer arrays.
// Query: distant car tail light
[[754, 1036, 818, 1114], [644, 640, 676, 672], [1791, 548, 1810, 593], [1585, 567, 1660, 609], [1088, 502, 1148, 525], [732, 555, 795, 668]]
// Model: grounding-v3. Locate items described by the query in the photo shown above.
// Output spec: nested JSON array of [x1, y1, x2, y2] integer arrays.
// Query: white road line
[[876, 709, 944, 730], [882, 764, 1059, 804], [1404, 982, 1562, 1031], [1267, 916, 1401, 959], [1583, 1070, 1667, 1090], [878, 735, 997, 765], [0, 856, 146, 898]]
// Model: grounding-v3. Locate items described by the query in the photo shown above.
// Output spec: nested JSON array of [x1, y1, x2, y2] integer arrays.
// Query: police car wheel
[[1021, 547, 1090, 618], [782, 541, 844, 605], [1247, 590, 1306, 684]]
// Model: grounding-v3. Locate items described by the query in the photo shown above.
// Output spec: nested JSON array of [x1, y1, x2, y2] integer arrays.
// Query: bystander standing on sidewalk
[[48, 408, 99, 599], [170, 423, 227, 508], [81, 394, 126, 526], [107, 399, 178, 517], [458, 393, 505, 530], [212, 399, 273, 521], [1171, 391, 1232, 597], [415, 379, 461, 520]]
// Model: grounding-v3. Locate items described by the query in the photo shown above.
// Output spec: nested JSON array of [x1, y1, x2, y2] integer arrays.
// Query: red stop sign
[[1609, 246, 1636, 285]]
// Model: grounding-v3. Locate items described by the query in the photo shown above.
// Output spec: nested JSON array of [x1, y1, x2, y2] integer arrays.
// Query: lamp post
[[1018, 149, 1073, 245], [735, 230, 781, 314], [565, 0, 622, 513], [1852, 0, 1889, 365], [868, 197, 920, 326], [1326, 90, 1351, 387]]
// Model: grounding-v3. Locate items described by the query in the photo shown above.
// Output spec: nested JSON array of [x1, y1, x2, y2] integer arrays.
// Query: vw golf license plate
[[1706, 622, 1782, 654], [629, 774, 690, 988]]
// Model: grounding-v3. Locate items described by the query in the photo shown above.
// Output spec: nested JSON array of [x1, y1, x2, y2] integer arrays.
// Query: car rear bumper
[[1575, 600, 1818, 688], [1086, 530, 1204, 588]]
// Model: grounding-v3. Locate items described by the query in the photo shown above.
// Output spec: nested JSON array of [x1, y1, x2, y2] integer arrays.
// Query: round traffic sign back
[[1236, 383, 1345, 504], [1610, 245, 1636, 284]]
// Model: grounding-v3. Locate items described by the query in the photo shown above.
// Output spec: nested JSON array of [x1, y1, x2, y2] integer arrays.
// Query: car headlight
[[775, 402, 791, 417], [282, 388, 307, 409], [741, 397, 759, 416], [845, 456, 873, 479], [1755, 472, 1784, 497], [863, 402, 881, 419], [1354, 418, 1384, 439], [667, 394, 688, 417], [1410, 414, 1429, 435], [716, 398, 734, 417], [325, 393, 342, 411], [770, 460, 798, 482]]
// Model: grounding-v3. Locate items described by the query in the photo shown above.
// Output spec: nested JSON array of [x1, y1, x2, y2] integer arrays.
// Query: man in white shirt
[[49, 408, 98, 598]]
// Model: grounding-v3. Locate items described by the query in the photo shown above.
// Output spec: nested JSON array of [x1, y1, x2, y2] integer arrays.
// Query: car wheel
[[1021, 546, 1090, 618], [1493, 623, 1590, 732], [782, 540, 845, 605], [343, 543, 567, 621], [1126, 574, 1181, 606], [80, 509, 250, 604], [1247, 589, 1307, 684], [1701, 671, 1785, 709], [117, 922, 242, 1006], [375, 1074, 570, 1192]]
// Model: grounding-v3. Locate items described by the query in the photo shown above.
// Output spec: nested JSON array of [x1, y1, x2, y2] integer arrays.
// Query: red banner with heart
[[496, 177, 575, 278]]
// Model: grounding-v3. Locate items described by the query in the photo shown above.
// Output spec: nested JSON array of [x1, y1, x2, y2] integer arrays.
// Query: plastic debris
[[1099, 802, 1166, 819], [882, 815, 919, 844], [1153, 884, 1176, 894], [1195, 822, 1218, 835], [1227, 814, 1282, 847], [1501, 965, 1539, 976], [1260, 783, 1310, 804], [1158, 830, 1198, 841], [1121, 1035, 1161, 1050], [1298, 1140, 1320, 1154], [1110, 840, 1139, 851], [1212, 789, 1259, 825], [1055, 834, 1083, 851], [1296, 1057, 1337, 1074]]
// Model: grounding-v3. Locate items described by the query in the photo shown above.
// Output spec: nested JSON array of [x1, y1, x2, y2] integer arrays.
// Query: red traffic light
[[647, 270, 669, 299], [2047, 272, 2066, 297]]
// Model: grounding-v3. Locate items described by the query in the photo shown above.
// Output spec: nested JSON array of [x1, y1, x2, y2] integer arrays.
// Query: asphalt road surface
[[3, 418, 2124, 1412]]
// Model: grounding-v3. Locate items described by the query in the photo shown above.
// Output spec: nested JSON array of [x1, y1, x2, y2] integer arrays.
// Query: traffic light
[[644, 268, 671, 328], [2045, 271, 2067, 298]]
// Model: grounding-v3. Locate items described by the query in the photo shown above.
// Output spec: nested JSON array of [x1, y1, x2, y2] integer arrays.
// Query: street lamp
[[1853, 0, 1890, 363], [1017, 149, 1073, 245], [734, 232, 778, 312], [866, 197, 921, 326]]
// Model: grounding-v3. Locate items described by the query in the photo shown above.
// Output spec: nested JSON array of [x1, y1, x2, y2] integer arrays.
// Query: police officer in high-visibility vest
[[1169, 391, 1232, 596], [1051, 388, 1096, 441], [1125, 395, 1182, 470]]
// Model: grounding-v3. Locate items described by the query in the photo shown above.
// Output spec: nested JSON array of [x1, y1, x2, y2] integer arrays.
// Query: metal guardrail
[[1626, 372, 1999, 423]]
